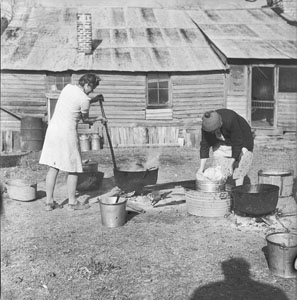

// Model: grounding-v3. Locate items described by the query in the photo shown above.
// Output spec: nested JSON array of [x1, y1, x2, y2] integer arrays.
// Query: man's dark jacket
[[200, 109, 254, 160]]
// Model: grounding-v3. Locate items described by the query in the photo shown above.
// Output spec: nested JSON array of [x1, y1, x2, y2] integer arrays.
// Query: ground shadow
[[36, 190, 46, 199], [262, 246, 269, 264], [189, 258, 289, 300], [126, 210, 140, 221]]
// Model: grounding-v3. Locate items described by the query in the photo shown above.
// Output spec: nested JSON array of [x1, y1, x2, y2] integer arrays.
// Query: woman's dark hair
[[78, 73, 101, 89]]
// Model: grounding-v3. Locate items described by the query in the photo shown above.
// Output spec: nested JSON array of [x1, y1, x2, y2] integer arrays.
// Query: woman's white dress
[[39, 84, 90, 173]]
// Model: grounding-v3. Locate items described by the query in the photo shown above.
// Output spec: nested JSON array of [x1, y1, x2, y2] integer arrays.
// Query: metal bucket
[[99, 197, 127, 228], [266, 232, 297, 278]]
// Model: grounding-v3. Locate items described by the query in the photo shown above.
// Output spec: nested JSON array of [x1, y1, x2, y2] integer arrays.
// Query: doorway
[[251, 66, 275, 127]]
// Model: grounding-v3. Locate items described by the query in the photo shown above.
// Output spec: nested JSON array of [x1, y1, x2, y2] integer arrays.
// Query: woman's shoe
[[45, 202, 63, 211], [66, 202, 90, 210]]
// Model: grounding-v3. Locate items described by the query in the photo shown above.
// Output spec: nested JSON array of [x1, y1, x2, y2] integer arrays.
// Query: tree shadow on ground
[[189, 258, 289, 300]]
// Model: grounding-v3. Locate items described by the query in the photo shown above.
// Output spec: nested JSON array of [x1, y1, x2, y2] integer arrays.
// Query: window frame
[[46, 72, 72, 92], [146, 73, 172, 109]]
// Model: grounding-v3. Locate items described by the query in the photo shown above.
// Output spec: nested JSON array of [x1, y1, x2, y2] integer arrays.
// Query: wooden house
[[0, 5, 227, 147], [188, 7, 297, 134], [2, 2, 295, 149]]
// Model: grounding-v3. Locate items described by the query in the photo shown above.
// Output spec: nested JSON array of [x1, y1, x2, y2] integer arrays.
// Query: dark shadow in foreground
[[189, 258, 289, 300]]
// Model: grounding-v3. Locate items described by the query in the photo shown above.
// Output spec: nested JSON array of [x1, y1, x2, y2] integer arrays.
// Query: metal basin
[[231, 184, 279, 216], [6, 179, 37, 201], [114, 167, 158, 193], [196, 179, 225, 193]]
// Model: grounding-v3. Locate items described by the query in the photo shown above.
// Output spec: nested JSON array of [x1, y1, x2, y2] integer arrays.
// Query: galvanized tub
[[6, 179, 37, 201], [266, 232, 297, 278], [185, 189, 231, 217]]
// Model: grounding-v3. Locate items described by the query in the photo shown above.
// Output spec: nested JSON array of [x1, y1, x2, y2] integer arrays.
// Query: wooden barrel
[[20, 117, 44, 151], [185, 189, 231, 217], [258, 170, 293, 198]]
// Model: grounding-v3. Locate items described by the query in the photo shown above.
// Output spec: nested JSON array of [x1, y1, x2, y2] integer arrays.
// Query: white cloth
[[39, 84, 91, 172], [213, 144, 253, 180]]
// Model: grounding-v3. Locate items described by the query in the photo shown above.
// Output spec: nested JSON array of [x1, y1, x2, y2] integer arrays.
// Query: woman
[[39, 73, 106, 211], [197, 109, 254, 186]]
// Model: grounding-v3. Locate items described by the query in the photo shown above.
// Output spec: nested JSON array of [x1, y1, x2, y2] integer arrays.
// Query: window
[[46, 73, 72, 92], [279, 66, 297, 92], [147, 74, 170, 108], [228, 65, 245, 94]]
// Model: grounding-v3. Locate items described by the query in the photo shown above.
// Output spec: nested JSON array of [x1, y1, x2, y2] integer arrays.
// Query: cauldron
[[114, 167, 158, 193], [231, 184, 279, 216]]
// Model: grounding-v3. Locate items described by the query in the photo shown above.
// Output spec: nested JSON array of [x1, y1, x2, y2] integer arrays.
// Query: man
[[197, 109, 254, 186]]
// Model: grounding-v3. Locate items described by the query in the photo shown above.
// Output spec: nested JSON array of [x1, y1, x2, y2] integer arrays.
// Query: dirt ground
[[1, 140, 297, 300]]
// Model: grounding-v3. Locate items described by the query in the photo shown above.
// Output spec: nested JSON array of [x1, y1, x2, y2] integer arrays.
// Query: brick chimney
[[77, 13, 92, 54], [267, 0, 297, 20], [283, 0, 297, 20]]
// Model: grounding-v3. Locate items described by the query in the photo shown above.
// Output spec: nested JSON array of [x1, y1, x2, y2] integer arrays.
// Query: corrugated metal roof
[[188, 8, 297, 59], [0, 6, 225, 72]]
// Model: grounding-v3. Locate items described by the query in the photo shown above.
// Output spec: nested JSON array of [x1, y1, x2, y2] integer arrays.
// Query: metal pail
[[266, 232, 297, 278], [99, 197, 127, 228]]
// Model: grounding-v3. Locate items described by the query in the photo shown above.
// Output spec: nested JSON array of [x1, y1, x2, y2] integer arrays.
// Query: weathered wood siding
[[1, 72, 47, 118], [277, 93, 297, 130], [0, 110, 21, 152], [73, 73, 146, 126], [1, 71, 227, 147], [172, 73, 226, 124], [0, 109, 21, 131]]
